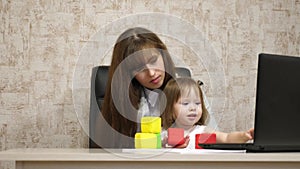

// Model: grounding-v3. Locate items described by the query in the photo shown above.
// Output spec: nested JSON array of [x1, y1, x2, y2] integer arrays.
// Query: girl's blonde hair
[[161, 77, 209, 129]]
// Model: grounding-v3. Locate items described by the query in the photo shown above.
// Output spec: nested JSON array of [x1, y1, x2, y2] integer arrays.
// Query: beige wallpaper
[[0, 0, 300, 167]]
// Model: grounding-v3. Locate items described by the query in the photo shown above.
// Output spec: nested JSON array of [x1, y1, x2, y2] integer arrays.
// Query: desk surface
[[1, 148, 300, 161], [1, 149, 300, 169]]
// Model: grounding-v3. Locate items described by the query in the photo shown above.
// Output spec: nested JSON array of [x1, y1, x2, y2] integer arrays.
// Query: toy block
[[135, 133, 162, 149], [195, 133, 216, 149], [141, 117, 161, 133], [167, 128, 185, 146]]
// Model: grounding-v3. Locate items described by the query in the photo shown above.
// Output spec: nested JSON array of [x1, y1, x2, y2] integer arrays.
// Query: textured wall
[[0, 0, 300, 167]]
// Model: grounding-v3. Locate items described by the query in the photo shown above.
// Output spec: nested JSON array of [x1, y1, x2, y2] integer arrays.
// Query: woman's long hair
[[100, 27, 175, 148]]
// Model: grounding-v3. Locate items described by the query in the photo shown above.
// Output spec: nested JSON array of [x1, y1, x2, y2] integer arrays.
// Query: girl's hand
[[174, 136, 190, 148], [247, 128, 254, 139], [162, 136, 190, 148], [241, 128, 254, 143]]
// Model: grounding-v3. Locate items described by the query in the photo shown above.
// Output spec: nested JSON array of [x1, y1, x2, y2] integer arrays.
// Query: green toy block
[[141, 117, 161, 133], [135, 133, 162, 149]]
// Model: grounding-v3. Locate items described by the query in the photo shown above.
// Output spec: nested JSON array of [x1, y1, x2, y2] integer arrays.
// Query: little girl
[[160, 77, 254, 149]]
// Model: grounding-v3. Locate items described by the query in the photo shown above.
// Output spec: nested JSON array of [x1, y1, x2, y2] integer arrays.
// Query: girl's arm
[[215, 128, 254, 143]]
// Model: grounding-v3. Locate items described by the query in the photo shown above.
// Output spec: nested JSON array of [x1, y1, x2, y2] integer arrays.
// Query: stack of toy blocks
[[134, 117, 162, 149]]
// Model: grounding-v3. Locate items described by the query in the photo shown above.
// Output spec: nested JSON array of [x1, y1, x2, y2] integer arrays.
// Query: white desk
[[1, 148, 300, 169]]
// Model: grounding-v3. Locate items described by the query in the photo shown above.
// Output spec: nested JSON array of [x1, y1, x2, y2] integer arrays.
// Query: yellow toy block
[[141, 117, 161, 133], [135, 133, 161, 149]]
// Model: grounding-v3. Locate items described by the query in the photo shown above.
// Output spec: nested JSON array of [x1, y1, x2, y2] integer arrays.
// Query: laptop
[[199, 53, 300, 152]]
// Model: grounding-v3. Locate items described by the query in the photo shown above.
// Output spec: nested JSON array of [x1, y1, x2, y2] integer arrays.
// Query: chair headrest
[[95, 66, 109, 98]]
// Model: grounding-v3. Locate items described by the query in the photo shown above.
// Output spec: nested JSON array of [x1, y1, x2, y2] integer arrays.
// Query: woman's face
[[133, 49, 165, 89], [173, 88, 202, 130]]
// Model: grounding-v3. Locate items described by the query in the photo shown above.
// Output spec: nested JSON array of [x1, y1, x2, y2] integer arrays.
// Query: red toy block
[[168, 128, 185, 146], [195, 133, 216, 149]]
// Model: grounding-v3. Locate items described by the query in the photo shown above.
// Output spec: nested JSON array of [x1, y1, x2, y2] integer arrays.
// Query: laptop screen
[[254, 53, 300, 146]]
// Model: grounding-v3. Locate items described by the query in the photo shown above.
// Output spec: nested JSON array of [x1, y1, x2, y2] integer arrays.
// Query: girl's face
[[134, 49, 165, 89], [173, 88, 202, 130]]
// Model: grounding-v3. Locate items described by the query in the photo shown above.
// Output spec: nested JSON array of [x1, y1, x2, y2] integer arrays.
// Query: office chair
[[89, 66, 193, 148]]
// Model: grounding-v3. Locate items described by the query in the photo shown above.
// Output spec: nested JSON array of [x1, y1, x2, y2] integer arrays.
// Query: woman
[[96, 27, 176, 148]]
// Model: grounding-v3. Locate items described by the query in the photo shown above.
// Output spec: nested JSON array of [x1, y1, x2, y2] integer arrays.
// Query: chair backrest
[[89, 66, 192, 148]]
